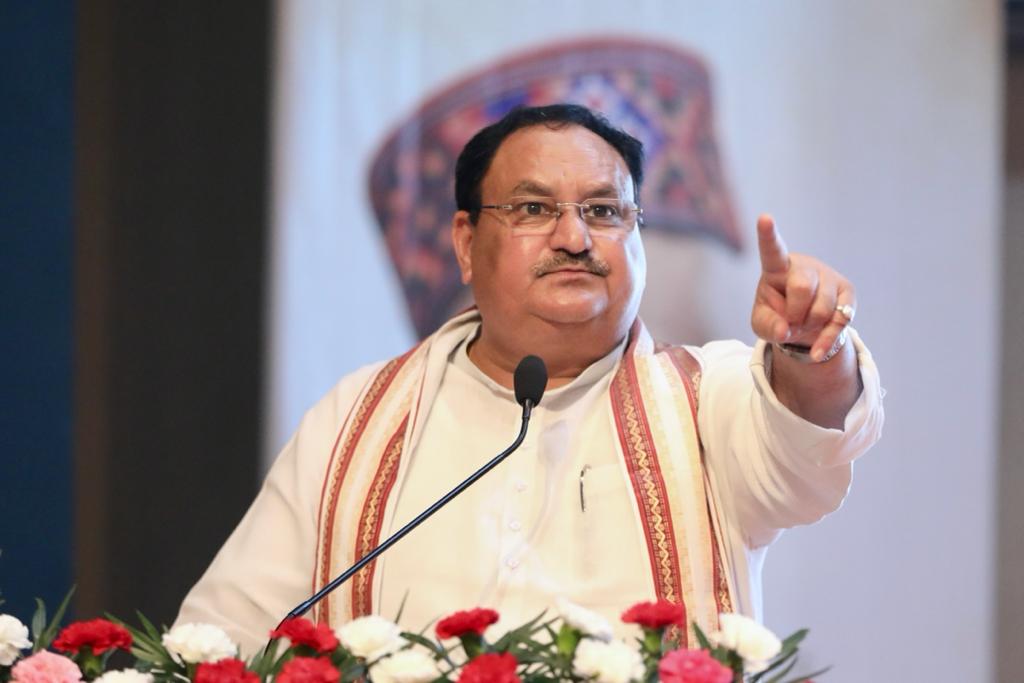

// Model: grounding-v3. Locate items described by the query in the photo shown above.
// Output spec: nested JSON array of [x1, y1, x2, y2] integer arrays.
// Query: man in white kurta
[[176, 104, 883, 656]]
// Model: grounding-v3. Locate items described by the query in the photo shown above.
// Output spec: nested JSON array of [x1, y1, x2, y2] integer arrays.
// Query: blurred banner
[[365, 38, 741, 337], [267, 2, 999, 681]]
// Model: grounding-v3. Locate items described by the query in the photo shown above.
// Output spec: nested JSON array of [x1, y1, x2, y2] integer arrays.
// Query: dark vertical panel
[[76, 2, 269, 622], [0, 2, 75, 618], [75, 0, 115, 622]]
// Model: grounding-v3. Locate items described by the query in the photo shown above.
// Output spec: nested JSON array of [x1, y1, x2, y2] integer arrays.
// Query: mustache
[[531, 252, 611, 277]]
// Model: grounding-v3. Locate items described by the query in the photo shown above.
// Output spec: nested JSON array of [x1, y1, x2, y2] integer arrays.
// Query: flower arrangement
[[0, 591, 824, 683]]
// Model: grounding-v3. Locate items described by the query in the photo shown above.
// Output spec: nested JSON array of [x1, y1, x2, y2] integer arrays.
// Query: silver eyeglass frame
[[478, 197, 644, 230]]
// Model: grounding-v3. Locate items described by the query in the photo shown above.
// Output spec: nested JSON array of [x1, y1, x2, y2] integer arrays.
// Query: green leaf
[[750, 628, 810, 681], [136, 611, 163, 642], [692, 622, 713, 651], [401, 631, 446, 658], [270, 646, 296, 675], [31, 586, 75, 652], [42, 587, 74, 646], [30, 599, 46, 650], [79, 649, 104, 680], [524, 611, 555, 635], [779, 629, 809, 651], [757, 655, 797, 683], [392, 590, 411, 625], [750, 648, 798, 680], [521, 673, 560, 683], [108, 616, 161, 653], [641, 628, 662, 656], [492, 611, 552, 651], [104, 613, 183, 677], [331, 651, 359, 672], [555, 624, 579, 658], [245, 643, 272, 676], [130, 646, 159, 665], [340, 663, 368, 683]]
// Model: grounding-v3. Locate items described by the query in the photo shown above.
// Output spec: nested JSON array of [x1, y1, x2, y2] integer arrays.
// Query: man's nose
[[548, 206, 592, 254]]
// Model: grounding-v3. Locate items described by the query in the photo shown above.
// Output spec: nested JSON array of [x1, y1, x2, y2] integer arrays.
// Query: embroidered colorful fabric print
[[368, 38, 740, 338]]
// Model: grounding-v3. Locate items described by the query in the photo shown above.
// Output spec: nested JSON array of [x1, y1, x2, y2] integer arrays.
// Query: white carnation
[[0, 614, 32, 666], [161, 623, 237, 664], [709, 613, 781, 674], [94, 669, 154, 683], [336, 615, 404, 660], [572, 638, 644, 683], [368, 648, 440, 683], [556, 598, 613, 642]]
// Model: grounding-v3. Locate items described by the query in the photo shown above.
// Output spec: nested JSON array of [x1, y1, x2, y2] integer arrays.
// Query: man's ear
[[451, 210, 475, 285]]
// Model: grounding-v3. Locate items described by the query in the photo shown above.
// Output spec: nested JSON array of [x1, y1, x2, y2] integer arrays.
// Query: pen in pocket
[[579, 465, 591, 512]]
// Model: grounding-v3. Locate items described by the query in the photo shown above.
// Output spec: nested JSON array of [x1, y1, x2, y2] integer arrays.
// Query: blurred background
[[0, 1, 1019, 680]]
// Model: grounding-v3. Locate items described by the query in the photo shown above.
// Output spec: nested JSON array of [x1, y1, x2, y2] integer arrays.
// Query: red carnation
[[52, 619, 132, 655], [658, 649, 732, 683], [195, 658, 260, 683], [436, 608, 499, 640], [458, 652, 520, 683], [269, 617, 339, 653], [621, 600, 685, 629], [275, 656, 341, 683]]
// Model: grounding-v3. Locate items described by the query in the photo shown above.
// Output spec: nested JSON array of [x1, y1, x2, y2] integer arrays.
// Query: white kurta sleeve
[[174, 363, 382, 656], [693, 329, 884, 550]]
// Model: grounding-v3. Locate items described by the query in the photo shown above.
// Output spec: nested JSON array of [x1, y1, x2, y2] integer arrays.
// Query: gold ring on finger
[[835, 303, 855, 322]]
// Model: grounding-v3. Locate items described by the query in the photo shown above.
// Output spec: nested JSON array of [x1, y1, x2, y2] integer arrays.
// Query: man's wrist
[[774, 328, 849, 364]]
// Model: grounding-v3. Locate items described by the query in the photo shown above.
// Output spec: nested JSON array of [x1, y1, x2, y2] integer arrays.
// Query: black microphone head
[[514, 355, 547, 407]]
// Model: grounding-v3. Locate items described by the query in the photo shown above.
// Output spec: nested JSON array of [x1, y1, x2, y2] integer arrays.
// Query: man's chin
[[530, 300, 611, 327]]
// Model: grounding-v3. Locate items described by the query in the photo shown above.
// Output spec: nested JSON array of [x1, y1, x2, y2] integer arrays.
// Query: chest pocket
[[574, 462, 651, 609]]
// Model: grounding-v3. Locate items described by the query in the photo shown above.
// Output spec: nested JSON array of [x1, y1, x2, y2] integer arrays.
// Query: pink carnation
[[658, 649, 732, 683], [10, 650, 83, 683]]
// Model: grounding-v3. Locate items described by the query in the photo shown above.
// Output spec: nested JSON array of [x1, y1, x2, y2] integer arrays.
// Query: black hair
[[454, 104, 645, 223]]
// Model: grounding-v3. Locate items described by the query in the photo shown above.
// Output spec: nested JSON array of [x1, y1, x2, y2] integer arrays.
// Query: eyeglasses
[[478, 196, 643, 235]]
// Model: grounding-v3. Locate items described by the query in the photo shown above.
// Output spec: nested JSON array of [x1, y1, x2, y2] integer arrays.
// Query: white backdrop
[[266, 2, 1001, 680]]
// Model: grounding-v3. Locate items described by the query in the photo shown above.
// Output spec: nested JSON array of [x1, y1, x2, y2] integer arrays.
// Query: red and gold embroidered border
[[657, 344, 701, 418], [314, 351, 413, 623], [662, 345, 733, 617], [350, 415, 409, 618], [610, 352, 687, 623]]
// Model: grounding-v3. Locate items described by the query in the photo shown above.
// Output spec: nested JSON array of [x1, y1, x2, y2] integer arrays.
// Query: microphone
[[514, 354, 547, 416], [275, 355, 548, 627]]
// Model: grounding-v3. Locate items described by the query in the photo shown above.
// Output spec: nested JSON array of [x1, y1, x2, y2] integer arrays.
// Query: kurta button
[[506, 557, 520, 569], [508, 520, 522, 531]]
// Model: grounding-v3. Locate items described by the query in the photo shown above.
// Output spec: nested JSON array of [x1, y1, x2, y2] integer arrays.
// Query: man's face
[[452, 124, 646, 345]]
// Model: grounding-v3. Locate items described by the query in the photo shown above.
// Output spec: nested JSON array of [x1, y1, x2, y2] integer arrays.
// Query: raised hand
[[751, 214, 856, 362]]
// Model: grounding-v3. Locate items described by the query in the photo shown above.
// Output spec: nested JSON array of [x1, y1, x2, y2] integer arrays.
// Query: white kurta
[[176, 324, 884, 655], [377, 329, 640, 637]]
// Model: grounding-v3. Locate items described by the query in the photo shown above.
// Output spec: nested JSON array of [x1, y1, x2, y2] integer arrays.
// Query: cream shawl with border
[[311, 310, 734, 644]]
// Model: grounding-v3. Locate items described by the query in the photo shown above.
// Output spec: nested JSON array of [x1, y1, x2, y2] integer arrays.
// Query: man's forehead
[[484, 124, 634, 197]]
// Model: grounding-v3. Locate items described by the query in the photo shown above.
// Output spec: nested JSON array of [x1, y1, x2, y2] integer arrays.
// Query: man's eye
[[589, 204, 619, 218], [517, 202, 547, 216]]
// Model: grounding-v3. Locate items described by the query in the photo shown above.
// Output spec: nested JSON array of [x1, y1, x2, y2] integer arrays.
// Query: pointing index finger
[[757, 214, 790, 275]]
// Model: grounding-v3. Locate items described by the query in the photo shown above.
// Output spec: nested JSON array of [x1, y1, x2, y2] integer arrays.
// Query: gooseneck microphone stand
[[273, 354, 548, 629]]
